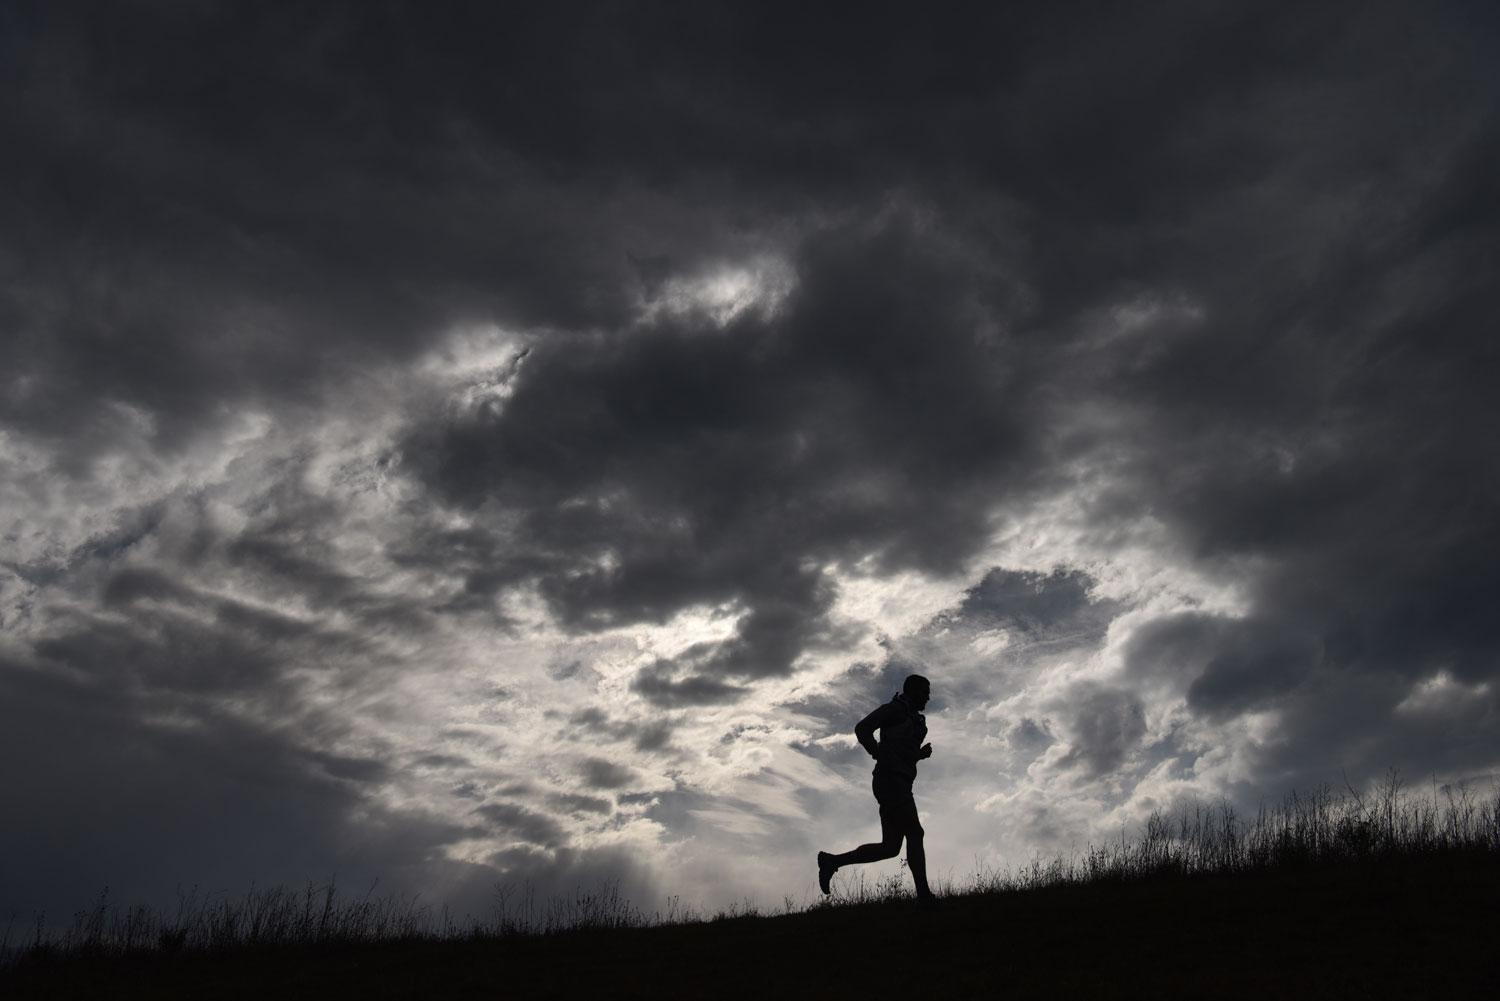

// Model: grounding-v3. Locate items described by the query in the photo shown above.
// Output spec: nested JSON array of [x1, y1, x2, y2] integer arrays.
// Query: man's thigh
[[877, 790, 922, 840]]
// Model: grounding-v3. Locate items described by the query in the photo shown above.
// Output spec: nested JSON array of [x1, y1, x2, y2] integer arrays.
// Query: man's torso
[[874, 694, 927, 779]]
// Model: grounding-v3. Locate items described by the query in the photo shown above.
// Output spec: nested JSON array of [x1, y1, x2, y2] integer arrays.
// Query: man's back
[[856, 691, 928, 778]]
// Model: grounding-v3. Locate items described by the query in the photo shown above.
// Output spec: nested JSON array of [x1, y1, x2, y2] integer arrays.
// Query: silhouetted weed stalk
[[4, 773, 1495, 968]]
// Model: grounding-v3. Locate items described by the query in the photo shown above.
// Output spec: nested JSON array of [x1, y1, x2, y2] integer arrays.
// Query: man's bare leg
[[906, 826, 933, 899], [819, 810, 902, 893], [827, 837, 902, 868]]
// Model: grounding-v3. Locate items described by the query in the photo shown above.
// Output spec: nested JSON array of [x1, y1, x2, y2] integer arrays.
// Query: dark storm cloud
[[831, 571, 1119, 730], [0, 657, 483, 921], [1249, 663, 1500, 791], [474, 802, 567, 849], [952, 570, 1105, 639], [21, 483, 404, 702], [7, 0, 1491, 471], [577, 757, 636, 790], [1006, 717, 1056, 757], [307, 750, 391, 785], [923, 567, 1123, 712], [0, 487, 485, 920], [405, 212, 1050, 687], [631, 720, 675, 753], [1063, 0, 1500, 787], [548, 793, 614, 816], [1053, 683, 1148, 779], [413, 753, 472, 770], [39, 585, 311, 698], [1125, 612, 1324, 717], [561, 706, 679, 752], [629, 660, 752, 708], [4, 2, 776, 455]]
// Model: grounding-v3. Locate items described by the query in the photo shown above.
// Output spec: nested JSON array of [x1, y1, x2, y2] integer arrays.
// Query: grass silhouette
[[4, 773, 1498, 999]]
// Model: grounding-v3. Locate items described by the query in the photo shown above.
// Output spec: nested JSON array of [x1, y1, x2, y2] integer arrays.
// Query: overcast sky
[[3, 0, 1498, 921]]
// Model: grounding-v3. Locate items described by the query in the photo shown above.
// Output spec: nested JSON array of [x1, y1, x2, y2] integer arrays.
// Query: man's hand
[[918, 743, 933, 760]]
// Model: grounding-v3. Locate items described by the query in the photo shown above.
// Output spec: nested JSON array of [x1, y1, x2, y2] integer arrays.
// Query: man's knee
[[879, 838, 903, 858]]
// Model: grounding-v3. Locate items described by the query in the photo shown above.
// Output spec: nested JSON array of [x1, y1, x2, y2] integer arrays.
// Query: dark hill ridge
[[6, 852, 1499, 1000], [9, 784, 1499, 998]]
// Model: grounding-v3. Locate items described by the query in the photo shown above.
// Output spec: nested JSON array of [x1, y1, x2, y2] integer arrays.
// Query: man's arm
[[854, 703, 894, 760]]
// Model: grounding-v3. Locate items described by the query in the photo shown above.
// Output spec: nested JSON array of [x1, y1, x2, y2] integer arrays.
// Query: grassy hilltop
[[6, 779, 1499, 1000]]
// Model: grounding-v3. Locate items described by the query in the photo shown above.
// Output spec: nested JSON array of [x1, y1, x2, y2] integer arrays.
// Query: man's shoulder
[[883, 696, 917, 722]]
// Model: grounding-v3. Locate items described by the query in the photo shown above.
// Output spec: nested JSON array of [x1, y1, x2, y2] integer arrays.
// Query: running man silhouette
[[817, 674, 934, 901]]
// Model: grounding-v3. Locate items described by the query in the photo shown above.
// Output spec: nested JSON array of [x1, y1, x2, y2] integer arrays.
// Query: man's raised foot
[[817, 852, 836, 895]]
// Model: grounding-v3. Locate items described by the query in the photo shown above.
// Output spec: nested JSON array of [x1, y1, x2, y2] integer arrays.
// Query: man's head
[[903, 674, 931, 710]]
